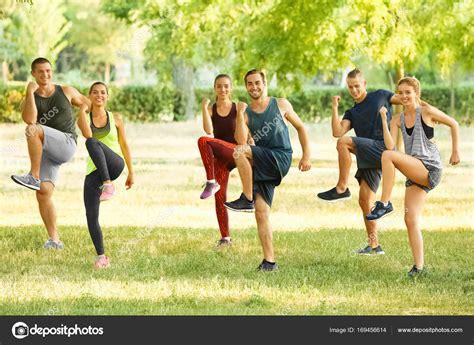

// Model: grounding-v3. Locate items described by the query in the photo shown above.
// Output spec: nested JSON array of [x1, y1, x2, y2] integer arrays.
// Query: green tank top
[[86, 111, 123, 175]]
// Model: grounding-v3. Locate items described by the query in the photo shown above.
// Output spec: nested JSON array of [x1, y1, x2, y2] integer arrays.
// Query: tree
[[5, 0, 71, 75], [66, 0, 131, 83]]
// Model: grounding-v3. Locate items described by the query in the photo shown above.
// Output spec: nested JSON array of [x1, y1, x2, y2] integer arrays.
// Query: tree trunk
[[172, 57, 196, 121], [450, 66, 455, 116], [1, 61, 9, 84], [104, 62, 111, 84], [395, 64, 404, 151]]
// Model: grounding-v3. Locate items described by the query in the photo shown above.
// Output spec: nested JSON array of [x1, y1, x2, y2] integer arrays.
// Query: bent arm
[[202, 104, 213, 135], [235, 103, 249, 145], [77, 105, 92, 138], [116, 114, 133, 173], [63, 86, 90, 110], [332, 107, 351, 137], [384, 114, 399, 150], [21, 92, 38, 124], [425, 106, 460, 164], [280, 99, 311, 163]]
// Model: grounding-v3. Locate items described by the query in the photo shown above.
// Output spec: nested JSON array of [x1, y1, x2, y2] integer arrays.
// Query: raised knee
[[336, 136, 351, 150], [233, 145, 246, 160], [382, 150, 394, 161], [197, 136, 208, 147], [85, 137, 99, 148], [25, 124, 40, 139]]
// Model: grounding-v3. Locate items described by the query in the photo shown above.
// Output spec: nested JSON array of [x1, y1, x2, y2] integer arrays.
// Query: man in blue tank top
[[225, 69, 311, 271], [11, 57, 90, 249]]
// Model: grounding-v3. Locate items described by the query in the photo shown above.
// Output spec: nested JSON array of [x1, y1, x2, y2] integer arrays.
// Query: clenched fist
[[26, 82, 39, 94], [202, 98, 211, 108], [237, 101, 247, 114]]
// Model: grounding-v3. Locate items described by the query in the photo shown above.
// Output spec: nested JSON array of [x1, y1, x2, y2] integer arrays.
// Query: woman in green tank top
[[77, 82, 134, 268]]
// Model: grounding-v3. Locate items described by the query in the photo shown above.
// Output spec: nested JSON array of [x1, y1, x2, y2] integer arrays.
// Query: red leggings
[[197, 136, 236, 238]]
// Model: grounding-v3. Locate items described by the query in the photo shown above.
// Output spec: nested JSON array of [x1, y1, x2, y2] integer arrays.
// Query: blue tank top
[[246, 97, 292, 153]]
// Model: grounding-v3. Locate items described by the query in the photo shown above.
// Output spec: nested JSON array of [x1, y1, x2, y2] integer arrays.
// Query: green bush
[[0, 85, 25, 123], [1, 84, 473, 124], [195, 86, 474, 124]]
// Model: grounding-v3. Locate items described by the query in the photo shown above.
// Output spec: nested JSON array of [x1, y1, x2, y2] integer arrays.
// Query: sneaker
[[372, 245, 385, 255], [200, 181, 221, 199], [366, 201, 394, 221], [257, 259, 279, 272], [94, 255, 110, 269], [224, 193, 255, 213], [43, 238, 64, 250], [215, 238, 232, 249], [317, 187, 351, 202], [11, 172, 40, 191], [356, 245, 385, 255], [99, 184, 116, 201], [408, 265, 425, 278]]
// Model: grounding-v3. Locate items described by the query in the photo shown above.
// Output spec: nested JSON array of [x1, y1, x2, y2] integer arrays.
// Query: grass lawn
[[0, 225, 472, 315], [0, 121, 473, 315]]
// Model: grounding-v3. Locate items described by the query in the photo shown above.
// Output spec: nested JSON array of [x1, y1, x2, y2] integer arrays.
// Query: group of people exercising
[[11, 58, 460, 276]]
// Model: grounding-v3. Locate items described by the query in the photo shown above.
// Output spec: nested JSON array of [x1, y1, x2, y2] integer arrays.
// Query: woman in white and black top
[[366, 77, 460, 277]]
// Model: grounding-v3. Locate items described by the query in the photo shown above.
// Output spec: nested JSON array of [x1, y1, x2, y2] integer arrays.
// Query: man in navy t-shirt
[[317, 68, 400, 255]]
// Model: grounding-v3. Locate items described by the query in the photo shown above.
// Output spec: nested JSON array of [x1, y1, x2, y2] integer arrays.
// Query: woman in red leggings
[[198, 74, 241, 248]]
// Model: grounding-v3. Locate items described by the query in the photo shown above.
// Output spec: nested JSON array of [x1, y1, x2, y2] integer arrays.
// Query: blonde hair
[[397, 77, 421, 102], [347, 68, 364, 79]]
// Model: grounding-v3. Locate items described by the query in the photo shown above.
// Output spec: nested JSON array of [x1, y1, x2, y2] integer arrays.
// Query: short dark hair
[[244, 69, 266, 84], [347, 68, 363, 79], [89, 81, 109, 95], [31, 57, 52, 71]]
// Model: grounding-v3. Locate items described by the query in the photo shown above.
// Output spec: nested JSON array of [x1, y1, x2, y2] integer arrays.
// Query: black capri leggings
[[84, 137, 124, 255]]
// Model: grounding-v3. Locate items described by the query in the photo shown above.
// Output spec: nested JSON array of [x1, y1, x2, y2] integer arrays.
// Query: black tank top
[[211, 102, 237, 144], [405, 113, 434, 139], [34, 85, 77, 142], [90, 111, 111, 139]]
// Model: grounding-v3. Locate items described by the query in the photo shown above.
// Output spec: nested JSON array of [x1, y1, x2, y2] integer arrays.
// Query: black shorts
[[355, 168, 382, 193], [352, 137, 387, 193], [251, 145, 291, 207]]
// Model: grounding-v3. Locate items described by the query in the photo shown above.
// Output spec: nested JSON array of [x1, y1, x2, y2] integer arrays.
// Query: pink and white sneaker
[[200, 181, 220, 199], [94, 255, 110, 269], [100, 184, 116, 201]]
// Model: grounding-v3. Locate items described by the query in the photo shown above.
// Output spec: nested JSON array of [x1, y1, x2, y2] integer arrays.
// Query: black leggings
[[84, 138, 124, 255]]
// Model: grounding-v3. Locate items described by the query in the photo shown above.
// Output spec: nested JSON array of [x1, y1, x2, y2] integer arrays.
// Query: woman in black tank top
[[197, 74, 241, 248]]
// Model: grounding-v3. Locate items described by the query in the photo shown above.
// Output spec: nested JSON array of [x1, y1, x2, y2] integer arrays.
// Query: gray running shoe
[[356, 245, 385, 256], [216, 238, 232, 249], [44, 239, 64, 250], [257, 259, 278, 272], [11, 173, 40, 191], [408, 265, 426, 278]]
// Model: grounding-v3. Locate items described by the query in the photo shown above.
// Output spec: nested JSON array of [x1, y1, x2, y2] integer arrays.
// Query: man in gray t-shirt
[[11, 57, 90, 249]]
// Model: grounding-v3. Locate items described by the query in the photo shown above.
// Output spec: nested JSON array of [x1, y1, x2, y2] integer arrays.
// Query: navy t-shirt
[[342, 89, 394, 140]]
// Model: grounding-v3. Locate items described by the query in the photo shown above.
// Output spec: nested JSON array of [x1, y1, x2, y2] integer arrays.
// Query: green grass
[[1, 225, 472, 315], [1, 122, 473, 315]]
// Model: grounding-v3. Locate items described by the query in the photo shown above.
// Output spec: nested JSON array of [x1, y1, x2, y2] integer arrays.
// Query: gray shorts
[[40, 125, 76, 185], [405, 165, 442, 193]]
